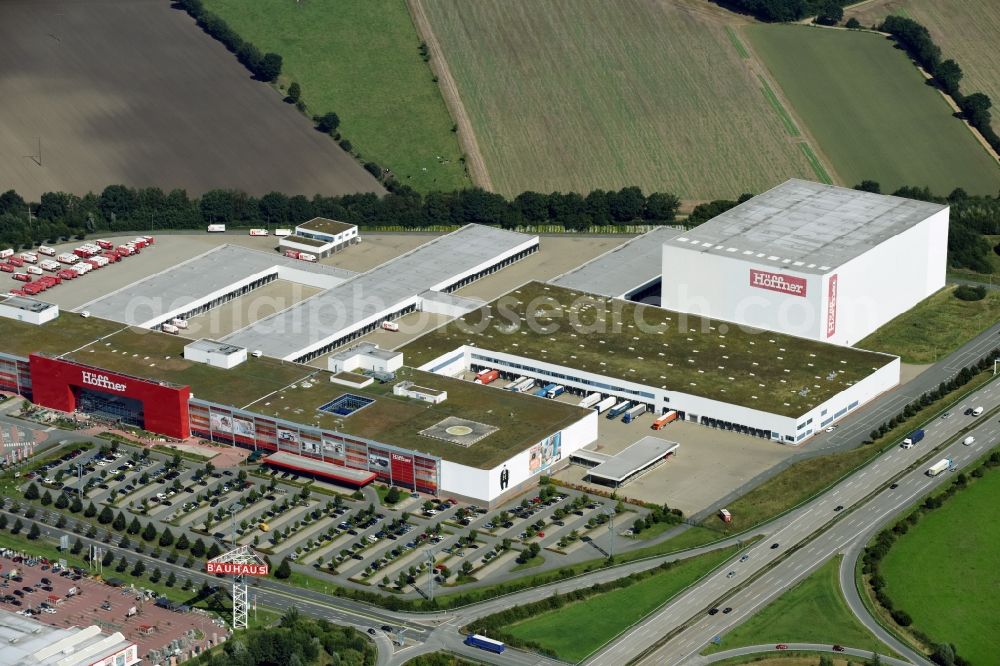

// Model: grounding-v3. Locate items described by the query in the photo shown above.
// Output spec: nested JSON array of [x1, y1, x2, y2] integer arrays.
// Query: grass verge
[[701, 557, 884, 654], [510, 554, 544, 572], [859, 287, 1000, 363], [499, 546, 739, 661]]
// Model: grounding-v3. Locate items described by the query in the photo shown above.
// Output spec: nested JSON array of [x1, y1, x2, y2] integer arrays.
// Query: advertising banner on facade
[[527, 432, 562, 475], [749, 269, 807, 297], [276, 428, 300, 445], [826, 274, 838, 338], [210, 413, 256, 437], [368, 452, 390, 471], [322, 438, 346, 458]]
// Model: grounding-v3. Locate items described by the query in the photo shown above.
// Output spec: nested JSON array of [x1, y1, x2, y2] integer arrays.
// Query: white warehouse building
[[661, 180, 949, 346]]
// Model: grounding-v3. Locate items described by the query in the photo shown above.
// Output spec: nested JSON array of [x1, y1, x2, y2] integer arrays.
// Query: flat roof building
[[75, 244, 355, 329], [585, 437, 679, 487], [224, 224, 539, 362], [662, 180, 948, 346], [0, 611, 139, 666], [0, 296, 59, 325], [280, 217, 359, 258]]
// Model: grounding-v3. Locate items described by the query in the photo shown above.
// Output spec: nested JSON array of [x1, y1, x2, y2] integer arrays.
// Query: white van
[[971, 406, 983, 416], [963, 436, 976, 446]]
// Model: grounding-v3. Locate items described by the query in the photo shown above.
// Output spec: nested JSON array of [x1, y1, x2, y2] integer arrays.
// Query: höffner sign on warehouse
[[205, 562, 269, 576], [749, 269, 807, 297], [81, 370, 127, 392]]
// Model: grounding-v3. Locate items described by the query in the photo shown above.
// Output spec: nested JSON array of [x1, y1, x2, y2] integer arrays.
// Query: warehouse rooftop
[[1, 295, 56, 313], [223, 224, 538, 361], [667, 179, 947, 274], [401, 281, 896, 417], [551, 226, 680, 298], [297, 217, 356, 235], [3, 313, 583, 468], [74, 244, 357, 326]]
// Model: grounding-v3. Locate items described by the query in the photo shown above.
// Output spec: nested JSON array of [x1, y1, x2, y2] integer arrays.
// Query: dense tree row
[[880, 16, 1000, 155], [0, 184, 682, 250], [715, 0, 848, 23], [190, 608, 375, 666], [174, 0, 282, 82]]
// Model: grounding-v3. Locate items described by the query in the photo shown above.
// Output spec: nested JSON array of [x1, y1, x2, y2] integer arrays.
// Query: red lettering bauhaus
[[206, 562, 269, 576], [749, 269, 807, 297]]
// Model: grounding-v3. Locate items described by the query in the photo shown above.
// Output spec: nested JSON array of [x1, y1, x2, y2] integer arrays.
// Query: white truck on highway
[[926, 458, 952, 477]]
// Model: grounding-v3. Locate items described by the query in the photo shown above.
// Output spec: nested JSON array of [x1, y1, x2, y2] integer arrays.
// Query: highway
[[585, 379, 1000, 666]]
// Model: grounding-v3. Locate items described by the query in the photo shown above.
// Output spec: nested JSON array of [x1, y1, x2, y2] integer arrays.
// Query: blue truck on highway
[[902, 428, 925, 448], [465, 634, 506, 653]]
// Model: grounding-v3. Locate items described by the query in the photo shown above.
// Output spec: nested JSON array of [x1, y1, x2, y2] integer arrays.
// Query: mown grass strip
[[758, 74, 801, 136], [799, 142, 833, 183], [726, 26, 750, 58]]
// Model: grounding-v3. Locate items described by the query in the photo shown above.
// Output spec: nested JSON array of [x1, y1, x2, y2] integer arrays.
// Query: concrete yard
[[554, 405, 798, 515]]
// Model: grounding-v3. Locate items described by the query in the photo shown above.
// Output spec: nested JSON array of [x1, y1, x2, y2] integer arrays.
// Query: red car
[[833, 645, 846, 653], [776, 644, 788, 650]]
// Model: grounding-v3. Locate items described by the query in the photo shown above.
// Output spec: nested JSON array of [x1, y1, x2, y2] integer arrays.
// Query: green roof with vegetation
[[401, 281, 895, 417], [4, 313, 584, 468]]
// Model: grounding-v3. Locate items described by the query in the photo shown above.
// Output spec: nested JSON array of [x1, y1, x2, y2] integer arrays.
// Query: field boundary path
[[407, 0, 495, 191]]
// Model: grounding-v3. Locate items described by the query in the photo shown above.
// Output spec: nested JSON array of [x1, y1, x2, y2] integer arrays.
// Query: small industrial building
[[184, 339, 248, 369], [660, 180, 948, 346], [577, 436, 680, 488], [327, 343, 403, 374], [279, 217, 359, 258], [0, 610, 139, 666], [0, 296, 59, 325]]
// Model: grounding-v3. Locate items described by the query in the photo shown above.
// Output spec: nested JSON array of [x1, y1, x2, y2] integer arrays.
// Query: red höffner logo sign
[[749, 269, 807, 297], [81, 370, 127, 392], [205, 562, 269, 576]]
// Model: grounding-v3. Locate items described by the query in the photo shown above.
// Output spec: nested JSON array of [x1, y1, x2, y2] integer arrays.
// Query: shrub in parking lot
[[97, 507, 113, 524], [24, 507, 35, 519], [119, 536, 131, 549], [175, 532, 190, 551], [166, 571, 176, 587], [0, 515, 6, 531], [190, 538, 206, 557], [70, 497, 82, 513], [206, 543, 221, 559], [159, 528, 174, 547], [71, 537, 83, 554], [127, 517, 141, 534], [55, 494, 68, 510], [101, 550, 114, 567], [24, 483, 38, 500], [11, 518, 23, 535], [113, 512, 126, 531], [27, 523, 40, 540], [40, 491, 52, 506], [149, 567, 161, 583], [55, 515, 66, 529], [115, 556, 128, 572], [131, 560, 145, 577], [275, 557, 292, 579]]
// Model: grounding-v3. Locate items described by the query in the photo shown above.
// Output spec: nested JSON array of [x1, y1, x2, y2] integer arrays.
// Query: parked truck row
[[4, 236, 153, 296]]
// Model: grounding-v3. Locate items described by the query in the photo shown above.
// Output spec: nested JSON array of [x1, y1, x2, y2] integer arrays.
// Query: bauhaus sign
[[749, 269, 807, 297], [206, 562, 269, 576]]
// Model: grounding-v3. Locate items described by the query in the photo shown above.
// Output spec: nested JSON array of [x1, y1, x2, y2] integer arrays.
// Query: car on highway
[[776, 644, 788, 650], [380, 625, 393, 632], [770, 543, 779, 549], [722, 607, 733, 614], [941, 411, 952, 419], [739, 554, 750, 562], [367, 628, 376, 636], [708, 608, 719, 615], [964, 408, 973, 416], [833, 645, 846, 652], [890, 483, 899, 489], [834, 505, 844, 512], [725, 571, 736, 579]]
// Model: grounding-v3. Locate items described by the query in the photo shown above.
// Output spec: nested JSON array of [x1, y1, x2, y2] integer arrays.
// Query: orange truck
[[651, 410, 678, 430]]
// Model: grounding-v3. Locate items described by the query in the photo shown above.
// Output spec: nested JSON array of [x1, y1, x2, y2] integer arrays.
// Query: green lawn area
[[510, 554, 544, 572], [702, 557, 883, 654], [881, 469, 1000, 665], [505, 546, 737, 662], [745, 25, 1000, 195], [949, 235, 1000, 280], [401, 281, 892, 418], [202, 0, 468, 193], [859, 287, 1000, 363]]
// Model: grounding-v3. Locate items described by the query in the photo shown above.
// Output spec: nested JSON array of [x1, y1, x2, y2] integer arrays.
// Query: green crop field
[[745, 25, 1000, 195], [858, 287, 1000, 364], [881, 469, 1000, 665], [420, 0, 818, 200], [703, 557, 882, 654], [846, 0, 1000, 138], [506, 546, 737, 662], [202, 0, 469, 192]]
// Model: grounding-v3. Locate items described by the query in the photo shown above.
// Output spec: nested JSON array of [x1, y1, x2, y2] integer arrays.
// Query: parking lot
[[0, 550, 228, 663]]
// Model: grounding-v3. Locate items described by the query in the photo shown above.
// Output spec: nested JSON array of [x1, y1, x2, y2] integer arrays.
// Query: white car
[[43, 607, 56, 614]]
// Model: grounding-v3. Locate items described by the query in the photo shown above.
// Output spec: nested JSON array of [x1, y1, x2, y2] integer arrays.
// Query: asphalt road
[[698, 643, 910, 665], [585, 380, 1000, 666]]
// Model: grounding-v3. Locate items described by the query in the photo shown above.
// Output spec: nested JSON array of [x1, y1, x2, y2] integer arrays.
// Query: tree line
[[0, 184, 681, 250], [880, 16, 1000, 156], [174, 0, 282, 83], [714, 0, 848, 23]]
